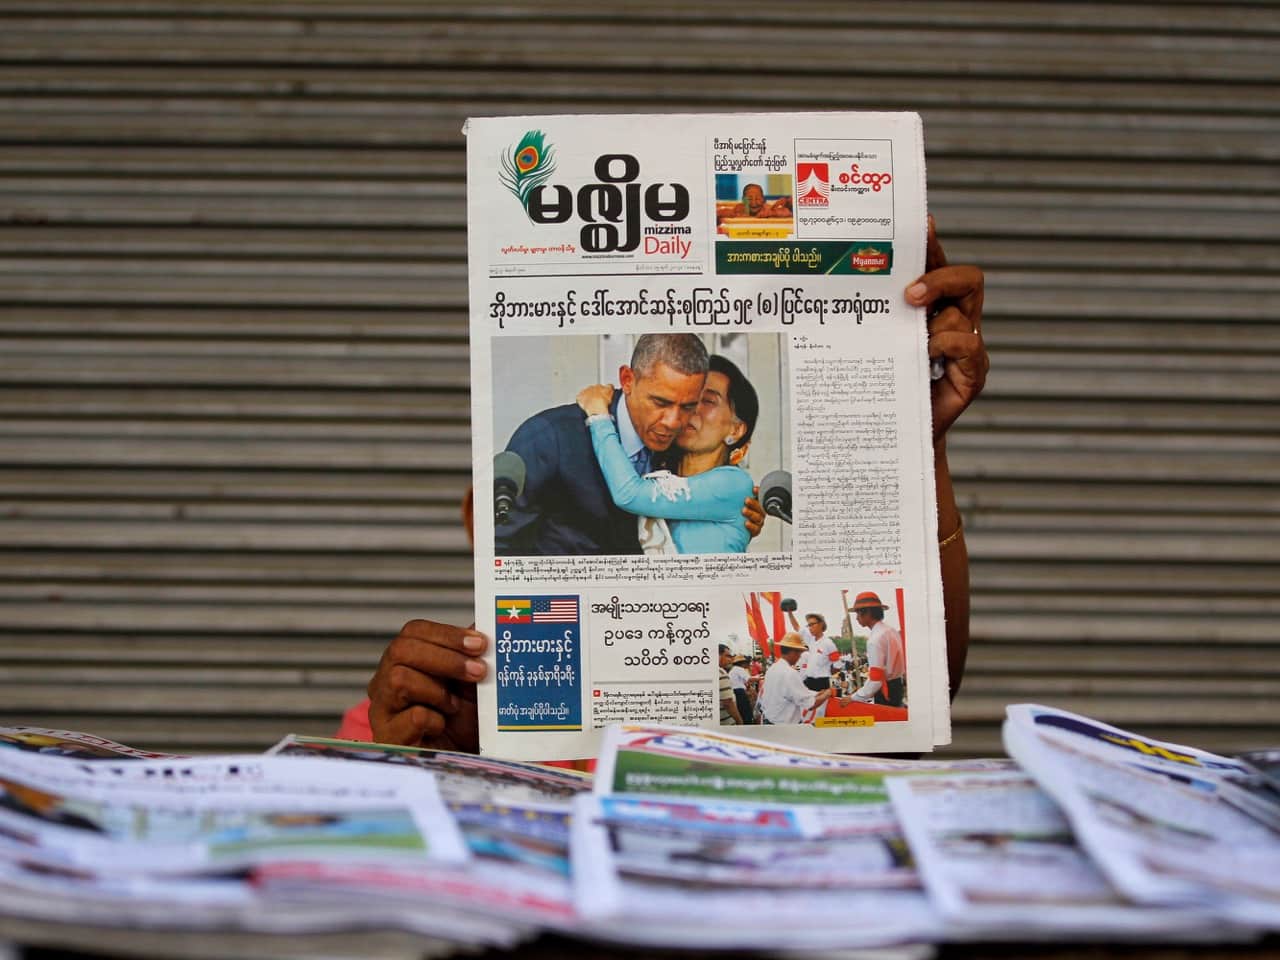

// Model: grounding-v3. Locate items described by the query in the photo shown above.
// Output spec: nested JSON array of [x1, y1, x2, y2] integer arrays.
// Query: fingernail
[[465, 658, 486, 680], [462, 632, 485, 653], [905, 282, 928, 303]]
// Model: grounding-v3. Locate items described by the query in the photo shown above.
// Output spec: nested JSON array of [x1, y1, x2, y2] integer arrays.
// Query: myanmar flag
[[497, 598, 532, 623]]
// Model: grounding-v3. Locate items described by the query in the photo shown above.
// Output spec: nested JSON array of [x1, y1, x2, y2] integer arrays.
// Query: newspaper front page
[[0, 750, 468, 876], [264, 736, 588, 930], [568, 722, 1010, 948], [885, 771, 1228, 939], [466, 112, 946, 760], [1003, 703, 1280, 929]]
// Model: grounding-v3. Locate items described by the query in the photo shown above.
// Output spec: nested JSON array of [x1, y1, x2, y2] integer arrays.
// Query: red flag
[[753, 592, 774, 659], [895, 587, 907, 652], [760, 591, 785, 645], [745, 592, 772, 659], [743, 594, 767, 657]]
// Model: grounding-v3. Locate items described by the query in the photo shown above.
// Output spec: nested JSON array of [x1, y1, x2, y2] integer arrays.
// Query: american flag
[[532, 596, 578, 623]]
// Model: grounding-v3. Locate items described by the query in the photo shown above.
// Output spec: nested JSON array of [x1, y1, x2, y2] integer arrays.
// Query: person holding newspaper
[[574, 354, 759, 555], [355, 217, 986, 750]]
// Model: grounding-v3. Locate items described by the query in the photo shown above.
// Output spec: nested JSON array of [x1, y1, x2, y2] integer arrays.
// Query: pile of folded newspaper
[[0, 705, 1277, 953]]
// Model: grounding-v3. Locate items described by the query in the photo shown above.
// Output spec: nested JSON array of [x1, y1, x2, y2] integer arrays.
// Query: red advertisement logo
[[797, 162, 830, 207], [850, 248, 890, 272]]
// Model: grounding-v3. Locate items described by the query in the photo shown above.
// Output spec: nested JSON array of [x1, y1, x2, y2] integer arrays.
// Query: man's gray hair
[[629, 334, 709, 379]]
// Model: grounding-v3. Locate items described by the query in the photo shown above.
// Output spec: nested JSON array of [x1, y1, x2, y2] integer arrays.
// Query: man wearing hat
[[850, 592, 906, 707], [758, 632, 835, 725]]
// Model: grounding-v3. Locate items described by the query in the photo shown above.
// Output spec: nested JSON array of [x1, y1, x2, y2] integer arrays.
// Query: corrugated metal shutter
[[1, 2, 1276, 756]]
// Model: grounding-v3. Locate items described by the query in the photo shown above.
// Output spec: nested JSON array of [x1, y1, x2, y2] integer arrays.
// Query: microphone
[[759, 470, 792, 525], [493, 451, 526, 524]]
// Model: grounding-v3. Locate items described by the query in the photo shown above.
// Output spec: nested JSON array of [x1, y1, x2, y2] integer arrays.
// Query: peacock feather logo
[[499, 130, 557, 219]]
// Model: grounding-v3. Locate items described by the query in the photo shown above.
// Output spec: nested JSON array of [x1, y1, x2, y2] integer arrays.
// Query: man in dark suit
[[495, 333, 709, 556]]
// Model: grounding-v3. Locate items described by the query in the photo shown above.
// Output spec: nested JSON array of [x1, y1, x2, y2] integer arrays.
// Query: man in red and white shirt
[[850, 592, 906, 707]]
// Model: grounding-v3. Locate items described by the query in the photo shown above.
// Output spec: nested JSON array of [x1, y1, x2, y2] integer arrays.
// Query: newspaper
[[1003, 704, 1280, 929], [2, 715, 1272, 950], [570, 722, 1007, 948], [569, 792, 943, 951], [0, 725, 183, 760], [0, 749, 525, 945], [266, 735, 591, 804], [264, 735, 587, 930], [593, 723, 1011, 888], [885, 770, 1229, 938], [1236, 748, 1280, 791], [0, 750, 467, 876], [594, 722, 1013, 802], [465, 111, 948, 761]]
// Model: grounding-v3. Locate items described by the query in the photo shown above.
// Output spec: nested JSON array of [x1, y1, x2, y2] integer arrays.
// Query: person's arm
[[934, 443, 970, 699], [723, 692, 743, 725], [905, 216, 986, 699], [742, 490, 765, 538], [822, 637, 841, 667], [798, 683, 833, 722], [852, 634, 884, 702], [584, 413, 751, 522]]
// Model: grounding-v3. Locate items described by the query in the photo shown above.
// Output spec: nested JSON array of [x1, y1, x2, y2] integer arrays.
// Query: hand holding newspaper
[[466, 112, 950, 760]]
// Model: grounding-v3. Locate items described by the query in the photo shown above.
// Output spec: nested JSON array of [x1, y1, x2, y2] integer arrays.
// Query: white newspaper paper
[[466, 112, 948, 761], [265, 736, 587, 929], [1003, 704, 1280, 929], [885, 770, 1226, 938], [0, 726, 183, 760], [593, 723, 1013, 892], [266, 735, 591, 804], [570, 791, 944, 951], [0, 750, 467, 876]]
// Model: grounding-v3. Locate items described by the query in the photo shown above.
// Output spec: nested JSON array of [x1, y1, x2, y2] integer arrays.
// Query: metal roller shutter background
[[0, 2, 1276, 756]]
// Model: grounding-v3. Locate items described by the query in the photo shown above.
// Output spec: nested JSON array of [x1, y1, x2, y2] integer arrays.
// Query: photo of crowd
[[718, 589, 908, 727]]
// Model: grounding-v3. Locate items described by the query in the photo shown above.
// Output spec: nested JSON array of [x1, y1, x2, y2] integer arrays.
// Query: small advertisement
[[466, 112, 946, 760]]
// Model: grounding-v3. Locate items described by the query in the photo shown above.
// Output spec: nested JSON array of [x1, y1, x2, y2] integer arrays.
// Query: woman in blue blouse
[[576, 354, 759, 554]]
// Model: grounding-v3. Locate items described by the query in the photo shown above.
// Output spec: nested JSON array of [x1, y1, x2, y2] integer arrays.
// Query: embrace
[[496, 334, 764, 557]]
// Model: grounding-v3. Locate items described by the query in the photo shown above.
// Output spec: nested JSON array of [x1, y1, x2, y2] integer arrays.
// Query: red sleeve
[[334, 698, 374, 742], [333, 700, 597, 773]]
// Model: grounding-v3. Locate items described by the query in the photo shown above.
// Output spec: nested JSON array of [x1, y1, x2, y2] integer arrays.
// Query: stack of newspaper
[[1, 707, 1278, 953]]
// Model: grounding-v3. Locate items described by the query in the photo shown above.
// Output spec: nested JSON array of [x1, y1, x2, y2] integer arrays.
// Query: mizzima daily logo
[[500, 130, 692, 254]]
